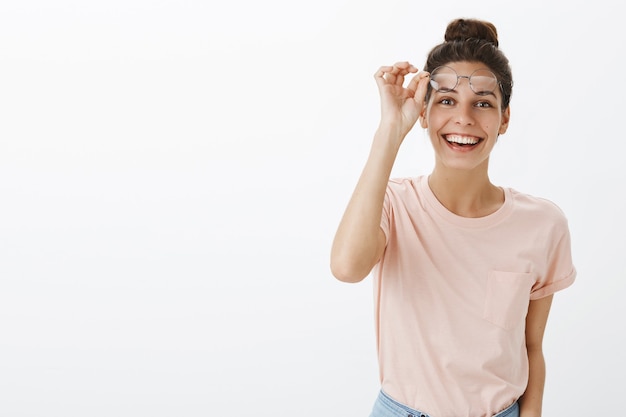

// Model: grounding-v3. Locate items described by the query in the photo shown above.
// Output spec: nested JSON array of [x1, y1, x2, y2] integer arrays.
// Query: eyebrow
[[475, 91, 497, 98], [436, 88, 497, 99]]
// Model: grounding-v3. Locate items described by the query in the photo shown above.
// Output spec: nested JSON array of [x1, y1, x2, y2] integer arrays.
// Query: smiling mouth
[[444, 134, 482, 147]]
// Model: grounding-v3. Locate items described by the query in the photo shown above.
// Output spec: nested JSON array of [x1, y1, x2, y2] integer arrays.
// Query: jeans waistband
[[373, 390, 519, 417]]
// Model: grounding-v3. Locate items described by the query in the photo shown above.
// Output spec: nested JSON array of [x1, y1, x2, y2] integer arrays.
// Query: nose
[[453, 80, 476, 125], [454, 102, 475, 125]]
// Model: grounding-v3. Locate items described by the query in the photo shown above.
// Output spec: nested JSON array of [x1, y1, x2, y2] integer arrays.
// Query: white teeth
[[445, 135, 479, 145]]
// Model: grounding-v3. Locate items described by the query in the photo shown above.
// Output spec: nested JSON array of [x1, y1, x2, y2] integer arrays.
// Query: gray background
[[0, 0, 623, 415]]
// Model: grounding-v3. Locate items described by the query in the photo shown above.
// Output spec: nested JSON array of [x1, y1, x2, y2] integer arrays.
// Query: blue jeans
[[369, 390, 519, 417]]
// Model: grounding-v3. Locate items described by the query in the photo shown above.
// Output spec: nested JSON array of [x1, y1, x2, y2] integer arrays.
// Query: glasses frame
[[429, 65, 503, 96]]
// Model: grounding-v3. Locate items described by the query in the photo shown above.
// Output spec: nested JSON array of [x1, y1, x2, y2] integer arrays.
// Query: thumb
[[411, 71, 430, 106]]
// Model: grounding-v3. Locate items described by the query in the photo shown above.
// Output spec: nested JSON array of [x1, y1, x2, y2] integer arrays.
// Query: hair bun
[[444, 18, 499, 47]]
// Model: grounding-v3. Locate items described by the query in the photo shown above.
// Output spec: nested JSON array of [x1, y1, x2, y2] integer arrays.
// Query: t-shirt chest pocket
[[483, 271, 535, 330]]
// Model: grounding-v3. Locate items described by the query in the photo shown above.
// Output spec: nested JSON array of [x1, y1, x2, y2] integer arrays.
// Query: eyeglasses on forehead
[[429, 65, 502, 96]]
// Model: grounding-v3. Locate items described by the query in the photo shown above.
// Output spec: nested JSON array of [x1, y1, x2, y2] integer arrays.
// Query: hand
[[374, 62, 430, 136]]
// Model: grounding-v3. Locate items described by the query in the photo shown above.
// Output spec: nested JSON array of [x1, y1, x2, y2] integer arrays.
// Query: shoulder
[[385, 176, 424, 204], [388, 176, 420, 188], [508, 188, 570, 228], [386, 176, 426, 195]]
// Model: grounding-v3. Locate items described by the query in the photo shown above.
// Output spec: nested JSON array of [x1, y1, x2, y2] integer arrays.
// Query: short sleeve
[[530, 215, 577, 300]]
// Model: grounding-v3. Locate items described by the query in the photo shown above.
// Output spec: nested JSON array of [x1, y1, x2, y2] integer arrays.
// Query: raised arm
[[330, 62, 430, 283]]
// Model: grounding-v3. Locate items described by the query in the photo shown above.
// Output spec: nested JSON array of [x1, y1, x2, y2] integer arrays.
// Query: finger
[[392, 61, 413, 71], [393, 62, 418, 85], [381, 71, 401, 87], [406, 70, 426, 91], [386, 65, 403, 85], [374, 66, 395, 89], [407, 71, 431, 101], [415, 72, 431, 104], [374, 66, 394, 78], [374, 63, 417, 87], [391, 62, 418, 75]]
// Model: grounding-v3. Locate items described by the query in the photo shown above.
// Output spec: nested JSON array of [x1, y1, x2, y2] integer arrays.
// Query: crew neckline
[[418, 175, 513, 229]]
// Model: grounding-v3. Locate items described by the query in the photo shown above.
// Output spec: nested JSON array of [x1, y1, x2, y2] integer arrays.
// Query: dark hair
[[424, 18, 513, 109]]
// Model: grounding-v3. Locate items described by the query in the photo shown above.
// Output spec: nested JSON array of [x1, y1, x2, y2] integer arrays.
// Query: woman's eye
[[439, 98, 453, 105], [475, 101, 493, 108]]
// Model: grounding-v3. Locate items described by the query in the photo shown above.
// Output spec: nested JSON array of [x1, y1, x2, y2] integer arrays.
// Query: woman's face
[[420, 61, 510, 173]]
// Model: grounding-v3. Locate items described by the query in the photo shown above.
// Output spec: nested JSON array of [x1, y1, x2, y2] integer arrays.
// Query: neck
[[428, 167, 503, 218]]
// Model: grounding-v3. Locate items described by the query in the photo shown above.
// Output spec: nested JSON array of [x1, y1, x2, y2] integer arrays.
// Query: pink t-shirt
[[374, 176, 576, 417]]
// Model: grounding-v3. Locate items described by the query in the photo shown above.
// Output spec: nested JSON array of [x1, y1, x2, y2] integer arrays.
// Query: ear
[[419, 102, 428, 129], [498, 106, 511, 135]]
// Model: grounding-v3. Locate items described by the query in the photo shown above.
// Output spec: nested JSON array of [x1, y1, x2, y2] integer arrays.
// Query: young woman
[[330, 18, 576, 417]]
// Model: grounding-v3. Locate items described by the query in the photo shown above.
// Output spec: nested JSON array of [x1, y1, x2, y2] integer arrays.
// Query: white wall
[[0, 0, 623, 415]]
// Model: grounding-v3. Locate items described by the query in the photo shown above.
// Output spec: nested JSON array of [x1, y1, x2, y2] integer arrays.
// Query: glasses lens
[[469, 69, 498, 95], [430, 67, 457, 92]]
